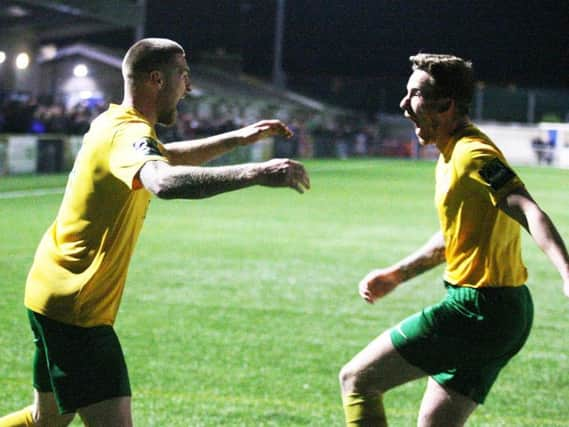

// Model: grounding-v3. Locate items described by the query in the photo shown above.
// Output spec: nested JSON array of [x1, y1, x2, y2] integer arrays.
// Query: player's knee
[[339, 364, 350, 390], [340, 361, 386, 395], [339, 362, 364, 393]]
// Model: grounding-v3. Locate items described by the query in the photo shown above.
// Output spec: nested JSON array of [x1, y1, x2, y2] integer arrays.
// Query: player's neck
[[435, 116, 471, 154], [122, 92, 157, 126], [451, 117, 471, 136]]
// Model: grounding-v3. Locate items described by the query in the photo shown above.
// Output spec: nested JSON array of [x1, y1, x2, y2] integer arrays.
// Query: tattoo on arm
[[141, 161, 257, 199], [396, 231, 446, 282], [164, 165, 255, 199], [398, 245, 445, 282]]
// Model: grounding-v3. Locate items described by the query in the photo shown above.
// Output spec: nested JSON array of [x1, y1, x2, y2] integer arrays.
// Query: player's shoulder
[[93, 104, 151, 131], [87, 105, 145, 135], [453, 126, 501, 161], [115, 120, 154, 139], [112, 116, 164, 158], [112, 112, 156, 146]]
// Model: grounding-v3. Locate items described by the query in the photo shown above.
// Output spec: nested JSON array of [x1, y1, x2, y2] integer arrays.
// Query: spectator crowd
[[1, 95, 404, 159]]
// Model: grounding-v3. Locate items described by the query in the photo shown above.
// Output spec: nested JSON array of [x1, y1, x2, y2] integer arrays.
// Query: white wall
[[6, 135, 37, 174], [478, 122, 569, 168]]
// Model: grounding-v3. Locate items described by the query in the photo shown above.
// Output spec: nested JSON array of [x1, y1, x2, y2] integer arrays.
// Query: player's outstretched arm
[[359, 231, 446, 303], [163, 120, 293, 166], [138, 158, 310, 199], [498, 187, 569, 297]]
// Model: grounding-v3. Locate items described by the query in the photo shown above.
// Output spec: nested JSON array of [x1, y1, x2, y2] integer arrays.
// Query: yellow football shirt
[[25, 104, 167, 326], [435, 125, 528, 288]]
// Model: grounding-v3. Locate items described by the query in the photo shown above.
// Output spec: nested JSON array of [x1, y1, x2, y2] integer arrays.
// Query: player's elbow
[[146, 175, 188, 200], [149, 182, 178, 199]]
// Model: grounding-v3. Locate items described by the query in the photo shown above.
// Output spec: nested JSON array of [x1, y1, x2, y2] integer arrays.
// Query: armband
[[479, 158, 516, 190]]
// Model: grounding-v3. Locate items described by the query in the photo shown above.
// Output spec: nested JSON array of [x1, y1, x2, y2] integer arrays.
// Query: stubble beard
[[157, 108, 177, 127]]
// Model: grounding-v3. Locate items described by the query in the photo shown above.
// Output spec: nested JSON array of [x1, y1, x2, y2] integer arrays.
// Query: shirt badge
[[133, 137, 161, 156]]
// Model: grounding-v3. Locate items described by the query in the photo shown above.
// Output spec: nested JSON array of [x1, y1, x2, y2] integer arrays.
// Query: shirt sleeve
[[108, 121, 169, 190], [457, 141, 525, 206]]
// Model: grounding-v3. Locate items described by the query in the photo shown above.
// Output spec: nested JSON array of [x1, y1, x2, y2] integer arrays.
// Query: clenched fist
[[358, 266, 403, 304]]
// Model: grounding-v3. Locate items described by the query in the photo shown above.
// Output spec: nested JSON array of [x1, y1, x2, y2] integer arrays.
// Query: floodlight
[[40, 45, 58, 61], [74, 64, 89, 77], [15, 52, 30, 70]]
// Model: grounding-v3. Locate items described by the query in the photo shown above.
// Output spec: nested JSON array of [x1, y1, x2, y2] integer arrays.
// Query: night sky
[[142, 0, 569, 89]]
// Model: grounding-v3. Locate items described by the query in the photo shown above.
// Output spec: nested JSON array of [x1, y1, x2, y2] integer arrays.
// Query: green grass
[[1, 159, 568, 426]]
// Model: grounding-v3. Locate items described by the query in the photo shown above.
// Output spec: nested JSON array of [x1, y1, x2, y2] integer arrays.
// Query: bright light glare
[[0, 51, 6, 64], [15, 52, 30, 70], [79, 90, 92, 99], [40, 44, 57, 61], [73, 64, 88, 77]]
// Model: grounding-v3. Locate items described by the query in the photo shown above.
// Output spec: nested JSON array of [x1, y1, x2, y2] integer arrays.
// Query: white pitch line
[[306, 162, 380, 172], [0, 188, 64, 199]]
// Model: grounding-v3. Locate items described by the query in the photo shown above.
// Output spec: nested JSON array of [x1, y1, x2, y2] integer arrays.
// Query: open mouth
[[404, 112, 419, 128], [403, 112, 425, 140], [403, 110, 416, 122]]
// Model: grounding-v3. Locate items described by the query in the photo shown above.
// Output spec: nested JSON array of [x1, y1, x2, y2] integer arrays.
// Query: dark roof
[[37, 42, 124, 69], [0, 0, 144, 42]]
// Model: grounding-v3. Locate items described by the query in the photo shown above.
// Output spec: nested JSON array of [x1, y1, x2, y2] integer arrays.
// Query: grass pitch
[[1, 159, 568, 426]]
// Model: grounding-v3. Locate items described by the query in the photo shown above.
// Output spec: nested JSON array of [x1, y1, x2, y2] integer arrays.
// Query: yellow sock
[[342, 393, 387, 427], [0, 406, 34, 427]]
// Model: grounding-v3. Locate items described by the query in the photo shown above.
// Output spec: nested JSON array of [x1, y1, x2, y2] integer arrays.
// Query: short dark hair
[[122, 38, 185, 81], [409, 53, 474, 115]]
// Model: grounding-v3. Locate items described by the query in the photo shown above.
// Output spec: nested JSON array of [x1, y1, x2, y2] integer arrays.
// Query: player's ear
[[149, 70, 164, 88]]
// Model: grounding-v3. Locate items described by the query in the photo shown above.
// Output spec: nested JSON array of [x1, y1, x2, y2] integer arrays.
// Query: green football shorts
[[390, 282, 533, 404], [28, 310, 131, 414]]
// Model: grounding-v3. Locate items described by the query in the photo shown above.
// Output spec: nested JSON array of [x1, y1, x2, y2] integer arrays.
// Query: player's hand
[[234, 120, 293, 145], [358, 266, 402, 304], [255, 158, 310, 194]]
